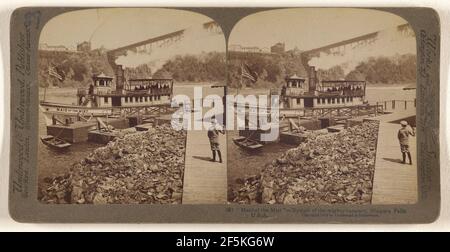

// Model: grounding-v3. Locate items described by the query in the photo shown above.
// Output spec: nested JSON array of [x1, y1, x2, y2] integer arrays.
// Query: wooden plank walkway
[[371, 122, 417, 204], [376, 107, 416, 123], [182, 129, 227, 204]]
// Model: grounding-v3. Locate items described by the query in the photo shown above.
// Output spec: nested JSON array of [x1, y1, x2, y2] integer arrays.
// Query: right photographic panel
[[227, 8, 417, 205]]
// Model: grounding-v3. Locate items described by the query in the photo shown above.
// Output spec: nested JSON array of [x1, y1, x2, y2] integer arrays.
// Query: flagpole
[[238, 63, 242, 95], [43, 83, 47, 102]]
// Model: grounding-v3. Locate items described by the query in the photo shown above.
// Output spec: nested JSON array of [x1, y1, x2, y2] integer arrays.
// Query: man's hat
[[400, 120, 408, 126]]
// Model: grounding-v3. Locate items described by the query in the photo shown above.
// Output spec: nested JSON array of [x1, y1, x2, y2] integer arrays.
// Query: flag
[[241, 63, 258, 83], [48, 66, 64, 81]]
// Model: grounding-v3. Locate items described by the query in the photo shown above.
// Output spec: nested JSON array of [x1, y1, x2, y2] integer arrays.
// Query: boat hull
[[39, 101, 172, 126], [233, 136, 263, 151], [40, 135, 72, 150], [39, 102, 114, 125]]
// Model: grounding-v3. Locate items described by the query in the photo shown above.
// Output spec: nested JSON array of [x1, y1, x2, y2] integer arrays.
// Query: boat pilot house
[[281, 66, 366, 109], [77, 73, 173, 108]]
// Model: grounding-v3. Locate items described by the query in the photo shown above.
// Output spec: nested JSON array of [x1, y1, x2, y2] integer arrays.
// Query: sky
[[228, 8, 410, 51], [39, 8, 412, 70], [39, 8, 225, 52]]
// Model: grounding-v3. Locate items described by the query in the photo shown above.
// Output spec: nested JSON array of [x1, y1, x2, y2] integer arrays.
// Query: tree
[[345, 54, 416, 84]]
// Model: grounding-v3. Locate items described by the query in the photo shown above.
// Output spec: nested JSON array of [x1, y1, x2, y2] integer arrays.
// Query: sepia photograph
[[6, 4, 442, 225], [227, 8, 418, 205], [37, 8, 227, 204]]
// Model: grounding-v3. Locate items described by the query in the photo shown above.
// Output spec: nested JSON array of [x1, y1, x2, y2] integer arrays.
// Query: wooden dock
[[371, 121, 418, 204], [46, 118, 128, 143], [373, 107, 416, 124], [87, 130, 118, 144], [279, 104, 384, 118], [182, 129, 227, 204]]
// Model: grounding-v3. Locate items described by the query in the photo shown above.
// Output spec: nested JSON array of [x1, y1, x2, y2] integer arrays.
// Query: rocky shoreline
[[230, 121, 380, 205], [39, 125, 186, 204]]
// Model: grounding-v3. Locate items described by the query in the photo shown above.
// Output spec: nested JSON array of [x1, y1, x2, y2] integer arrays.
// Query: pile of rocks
[[39, 125, 186, 204], [228, 174, 262, 204], [291, 126, 307, 134], [231, 121, 379, 205]]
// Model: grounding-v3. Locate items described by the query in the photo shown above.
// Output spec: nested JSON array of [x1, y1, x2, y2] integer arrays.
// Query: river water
[[365, 86, 416, 104], [37, 84, 224, 184], [38, 89, 98, 182]]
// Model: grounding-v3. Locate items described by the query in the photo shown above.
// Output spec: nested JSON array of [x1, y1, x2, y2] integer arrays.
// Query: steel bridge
[[301, 23, 415, 61]]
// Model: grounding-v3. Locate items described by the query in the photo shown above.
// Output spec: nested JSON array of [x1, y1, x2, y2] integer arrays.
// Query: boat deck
[[46, 118, 128, 143]]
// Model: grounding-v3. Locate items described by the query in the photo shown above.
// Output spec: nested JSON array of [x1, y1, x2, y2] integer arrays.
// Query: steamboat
[[234, 65, 378, 150], [39, 71, 174, 126], [279, 66, 367, 112], [39, 21, 224, 126], [38, 27, 181, 126]]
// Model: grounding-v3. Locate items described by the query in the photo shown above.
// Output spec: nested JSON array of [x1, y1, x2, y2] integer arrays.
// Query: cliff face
[[152, 52, 227, 82], [228, 52, 416, 88], [38, 50, 226, 88], [229, 24, 416, 88], [38, 50, 115, 88], [228, 52, 308, 89]]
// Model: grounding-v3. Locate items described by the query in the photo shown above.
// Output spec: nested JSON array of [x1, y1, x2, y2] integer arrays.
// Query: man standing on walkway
[[208, 117, 225, 163], [398, 120, 415, 165]]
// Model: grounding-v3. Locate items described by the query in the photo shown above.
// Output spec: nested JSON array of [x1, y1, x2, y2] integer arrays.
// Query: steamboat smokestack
[[308, 66, 317, 92], [116, 65, 124, 91]]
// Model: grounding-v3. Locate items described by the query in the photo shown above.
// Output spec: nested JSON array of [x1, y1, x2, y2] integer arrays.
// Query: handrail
[[376, 99, 416, 103], [375, 99, 416, 110]]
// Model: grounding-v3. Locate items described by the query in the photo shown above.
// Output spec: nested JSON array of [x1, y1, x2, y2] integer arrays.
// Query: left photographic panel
[[37, 8, 227, 204]]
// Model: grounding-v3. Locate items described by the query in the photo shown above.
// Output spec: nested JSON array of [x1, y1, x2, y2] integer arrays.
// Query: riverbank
[[229, 121, 379, 204], [39, 125, 186, 204], [37, 84, 223, 203], [227, 130, 293, 202]]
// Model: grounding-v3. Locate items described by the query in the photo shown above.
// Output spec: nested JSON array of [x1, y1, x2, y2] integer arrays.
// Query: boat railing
[[78, 88, 114, 96], [375, 99, 416, 111], [316, 90, 365, 97], [111, 90, 125, 95], [284, 88, 365, 97], [77, 88, 87, 96], [316, 90, 342, 96], [342, 90, 365, 96], [285, 88, 306, 96], [280, 104, 385, 118], [126, 90, 150, 95], [124, 89, 172, 96], [78, 87, 173, 97], [95, 90, 112, 95]]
